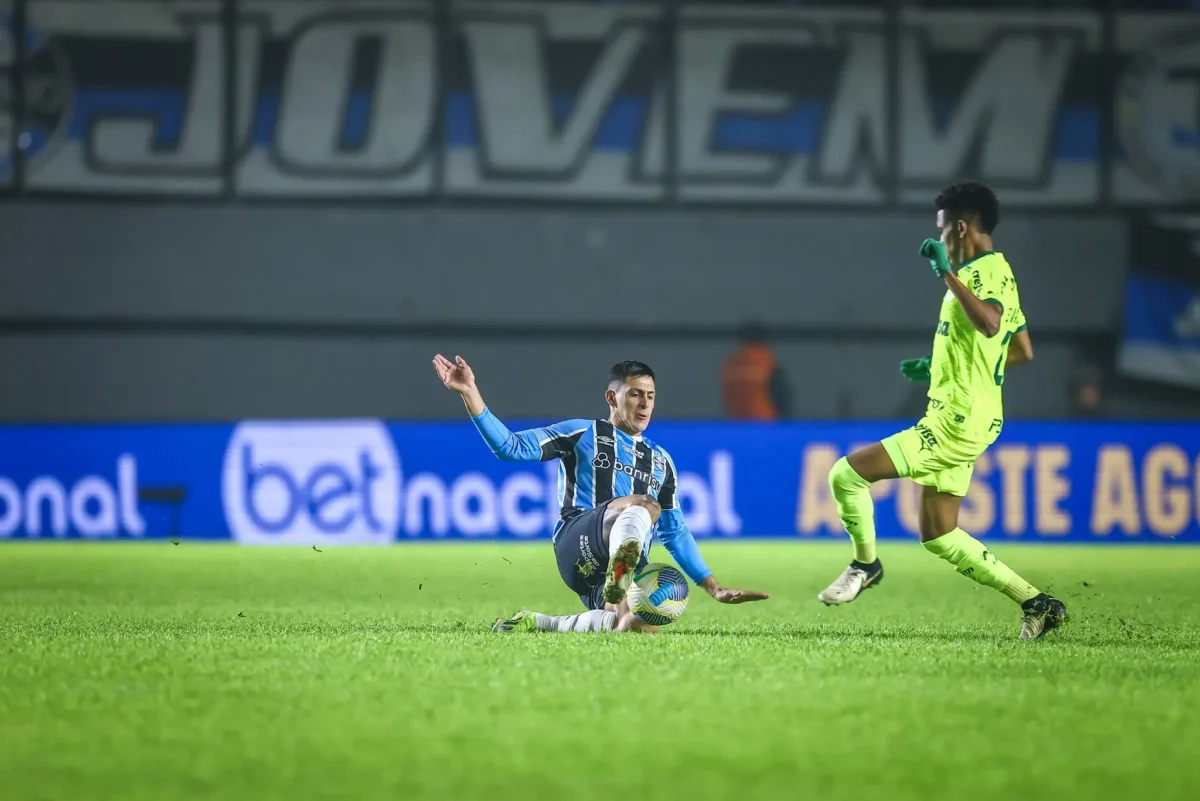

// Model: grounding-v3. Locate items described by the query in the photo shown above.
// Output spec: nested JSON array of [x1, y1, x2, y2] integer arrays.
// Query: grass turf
[[1, 540, 1197, 801]]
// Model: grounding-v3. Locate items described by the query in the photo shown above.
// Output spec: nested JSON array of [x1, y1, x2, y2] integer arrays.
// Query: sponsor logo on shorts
[[578, 534, 600, 574], [915, 424, 939, 453]]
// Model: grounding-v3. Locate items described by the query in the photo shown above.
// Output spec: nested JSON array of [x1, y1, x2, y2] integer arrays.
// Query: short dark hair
[[935, 181, 1000, 234], [608, 360, 655, 389]]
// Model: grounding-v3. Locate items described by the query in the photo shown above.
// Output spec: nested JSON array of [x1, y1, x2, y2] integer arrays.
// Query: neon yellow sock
[[922, 528, 1040, 604], [829, 457, 877, 564]]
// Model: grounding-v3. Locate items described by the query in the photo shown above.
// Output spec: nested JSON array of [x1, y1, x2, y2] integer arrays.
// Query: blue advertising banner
[[1, 419, 1198, 544]]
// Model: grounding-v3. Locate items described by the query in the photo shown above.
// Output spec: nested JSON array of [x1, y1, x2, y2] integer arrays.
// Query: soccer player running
[[817, 181, 1068, 640], [432, 354, 769, 634]]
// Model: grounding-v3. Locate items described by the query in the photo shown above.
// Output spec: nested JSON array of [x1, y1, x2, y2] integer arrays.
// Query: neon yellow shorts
[[880, 409, 998, 497]]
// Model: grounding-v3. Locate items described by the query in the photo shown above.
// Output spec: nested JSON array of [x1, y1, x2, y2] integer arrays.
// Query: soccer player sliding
[[432, 354, 770, 634], [818, 181, 1068, 641]]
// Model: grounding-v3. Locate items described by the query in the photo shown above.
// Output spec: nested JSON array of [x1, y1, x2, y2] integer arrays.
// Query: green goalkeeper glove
[[899, 357, 931, 383], [919, 238, 952, 279]]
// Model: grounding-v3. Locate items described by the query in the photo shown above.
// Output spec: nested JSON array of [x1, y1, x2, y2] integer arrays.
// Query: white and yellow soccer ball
[[627, 562, 689, 626]]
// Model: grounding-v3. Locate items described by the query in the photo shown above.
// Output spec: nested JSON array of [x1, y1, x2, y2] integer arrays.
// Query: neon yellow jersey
[[927, 251, 1026, 431]]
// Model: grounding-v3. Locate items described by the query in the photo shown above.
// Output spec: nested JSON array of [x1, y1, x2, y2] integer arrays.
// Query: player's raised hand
[[920, 238, 952, 278], [899, 357, 931, 383], [433, 353, 477, 395]]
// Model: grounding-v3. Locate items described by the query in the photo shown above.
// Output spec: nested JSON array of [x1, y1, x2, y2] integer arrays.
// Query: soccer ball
[[627, 563, 689, 626]]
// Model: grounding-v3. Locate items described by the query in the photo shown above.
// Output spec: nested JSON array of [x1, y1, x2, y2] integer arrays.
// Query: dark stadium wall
[[0, 203, 1125, 421], [10, 0, 1200, 421]]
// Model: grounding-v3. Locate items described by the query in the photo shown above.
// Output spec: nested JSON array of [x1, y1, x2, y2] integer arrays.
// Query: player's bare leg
[[599, 495, 660, 605], [846, 442, 903, 483], [818, 443, 896, 605], [608, 599, 659, 634], [918, 486, 1067, 640], [916, 486, 962, 543]]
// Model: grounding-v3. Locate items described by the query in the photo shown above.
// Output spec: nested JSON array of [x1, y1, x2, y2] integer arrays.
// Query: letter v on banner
[[447, 0, 665, 200]]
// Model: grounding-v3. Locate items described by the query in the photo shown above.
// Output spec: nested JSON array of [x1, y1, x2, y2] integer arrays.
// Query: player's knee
[[628, 495, 662, 522], [829, 457, 867, 494]]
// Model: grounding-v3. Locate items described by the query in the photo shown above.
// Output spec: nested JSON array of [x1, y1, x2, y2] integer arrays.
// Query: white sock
[[534, 610, 617, 633], [608, 506, 652, 561]]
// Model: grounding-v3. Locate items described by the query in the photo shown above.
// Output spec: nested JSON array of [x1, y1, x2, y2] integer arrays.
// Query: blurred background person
[[720, 320, 792, 421], [1069, 364, 1107, 419]]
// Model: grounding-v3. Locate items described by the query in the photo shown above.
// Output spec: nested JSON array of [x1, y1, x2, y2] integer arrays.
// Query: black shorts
[[553, 501, 648, 611]]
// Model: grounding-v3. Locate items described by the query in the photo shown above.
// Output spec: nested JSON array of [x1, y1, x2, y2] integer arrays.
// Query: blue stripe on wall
[[60, 87, 1104, 162]]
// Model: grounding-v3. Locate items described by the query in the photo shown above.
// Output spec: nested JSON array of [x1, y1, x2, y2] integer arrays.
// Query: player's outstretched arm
[[433, 353, 586, 462], [656, 451, 769, 605], [656, 509, 769, 604]]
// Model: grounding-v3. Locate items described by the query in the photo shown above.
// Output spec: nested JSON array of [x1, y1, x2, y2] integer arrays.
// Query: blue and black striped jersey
[[470, 407, 711, 584]]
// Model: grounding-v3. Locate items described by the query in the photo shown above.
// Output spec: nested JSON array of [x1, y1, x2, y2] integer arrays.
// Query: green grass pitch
[[2, 540, 1198, 801]]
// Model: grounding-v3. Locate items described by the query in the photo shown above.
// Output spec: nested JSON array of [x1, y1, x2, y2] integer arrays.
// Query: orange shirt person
[[720, 322, 792, 421]]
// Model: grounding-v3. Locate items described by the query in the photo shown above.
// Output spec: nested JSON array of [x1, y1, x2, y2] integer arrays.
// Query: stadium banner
[[1, 419, 1199, 544], [1117, 214, 1200, 389], [5, 0, 1199, 206]]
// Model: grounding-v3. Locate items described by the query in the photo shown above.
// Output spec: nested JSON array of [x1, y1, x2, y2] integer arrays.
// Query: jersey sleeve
[[470, 407, 589, 462], [968, 258, 1028, 335], [653, 448, 713, 585], [1008, 275, 1027, 333], [967, 259, 1006, 309], [987, 261, 1026, 333], [1011, 300, 1027, 333]]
